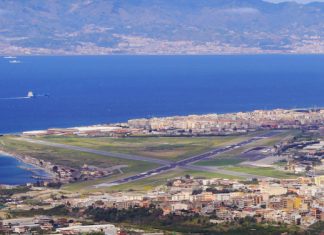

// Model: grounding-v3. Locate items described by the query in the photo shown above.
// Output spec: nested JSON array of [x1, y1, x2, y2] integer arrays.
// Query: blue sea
[[0, 55, 323, 184], [0, 154, 48, 185], [0, 55, 324, 134]]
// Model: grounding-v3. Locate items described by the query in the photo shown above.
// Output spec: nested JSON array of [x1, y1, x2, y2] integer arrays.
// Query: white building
[[57, 224, 117, 235]]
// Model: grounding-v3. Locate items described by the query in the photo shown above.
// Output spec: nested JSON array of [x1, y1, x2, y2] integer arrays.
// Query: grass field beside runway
[[63, 169, 244, 193], [194, 130, 300, 167], [0, 136, 159, 171], [35, 135, 252, 161], [223, 166, 299, 179], [0, 130, 300, 193], [195, 158, 244, 166]]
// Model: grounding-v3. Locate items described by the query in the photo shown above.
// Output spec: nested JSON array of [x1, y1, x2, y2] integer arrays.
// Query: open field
[[0, 135, 247, 192], [106, 170, 243, 193], [0, 136, 159, 171], [194, 158, 244, 166], [0, 130, 300, 192], [64, 168, 244, 193], [217, 129, 300, 157], [194, 130, 300, 167], [36, 135, 252, 161], [62, 170, 156, 193], [223, 166, 299, 179]]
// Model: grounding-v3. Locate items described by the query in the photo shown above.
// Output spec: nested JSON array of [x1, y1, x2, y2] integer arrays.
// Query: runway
[[17, 137, 173, 166], [16, 131, 281, 187]]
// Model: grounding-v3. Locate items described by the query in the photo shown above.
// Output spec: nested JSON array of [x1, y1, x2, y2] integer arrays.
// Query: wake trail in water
[[0, 97, 30, 100]]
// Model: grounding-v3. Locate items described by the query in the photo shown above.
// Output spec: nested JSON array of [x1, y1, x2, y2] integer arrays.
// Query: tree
[[52, 166, 58, 172], [192, 189, 203, 195]]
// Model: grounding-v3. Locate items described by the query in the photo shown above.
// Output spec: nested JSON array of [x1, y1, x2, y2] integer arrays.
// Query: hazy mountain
[[0, 0, 323, 55]]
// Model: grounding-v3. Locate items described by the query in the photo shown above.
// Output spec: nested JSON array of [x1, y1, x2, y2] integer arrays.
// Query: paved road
[[17, 137, 172, 165], [17, 131, 281, 187]]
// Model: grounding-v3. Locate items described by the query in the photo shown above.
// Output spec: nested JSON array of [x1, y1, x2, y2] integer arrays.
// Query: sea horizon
[[1, 55, 323, 134], [2, 1, 324, 233], [1, 54, 323, 185]]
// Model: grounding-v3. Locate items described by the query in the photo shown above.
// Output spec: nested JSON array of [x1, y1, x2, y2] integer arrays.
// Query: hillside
[[1, 0, 324, 55]]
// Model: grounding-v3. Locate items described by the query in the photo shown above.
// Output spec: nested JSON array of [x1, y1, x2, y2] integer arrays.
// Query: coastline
[[1, 107, 323, 136], [0, 107, 323, 186], [0, 150, 55, 182]]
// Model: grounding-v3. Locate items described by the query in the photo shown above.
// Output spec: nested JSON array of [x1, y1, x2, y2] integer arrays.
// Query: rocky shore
[[0, 150, 55, 182]]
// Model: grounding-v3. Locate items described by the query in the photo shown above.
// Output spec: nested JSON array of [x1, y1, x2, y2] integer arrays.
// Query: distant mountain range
[[0, 0, 323, 55]]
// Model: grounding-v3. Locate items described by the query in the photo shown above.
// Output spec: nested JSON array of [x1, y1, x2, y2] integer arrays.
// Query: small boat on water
[[3, 56, 16, 59], [9, 60, 21, 64]]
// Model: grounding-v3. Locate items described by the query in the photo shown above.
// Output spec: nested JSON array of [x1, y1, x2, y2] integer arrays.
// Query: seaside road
[[16, 137, 173, 165]]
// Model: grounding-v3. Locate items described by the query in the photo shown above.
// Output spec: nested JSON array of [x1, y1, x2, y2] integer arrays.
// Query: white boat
[[9, 60, 21, 64], [3, 56, 16, 59], [27, 91, 34, 98]]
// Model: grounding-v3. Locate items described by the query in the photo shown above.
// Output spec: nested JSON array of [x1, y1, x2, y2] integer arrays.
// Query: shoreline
[[0, 150, 55, 182], [0, 107, 322, 186], [1, 107, 323, 136]]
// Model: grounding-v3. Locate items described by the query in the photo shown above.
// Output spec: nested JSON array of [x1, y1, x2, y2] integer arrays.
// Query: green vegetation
[[36, 135, 247, 161], [0, 136, 158, 171], [0, 130, 301, 192], [85, 205, 303, 235], [273, 159, 288, 167], [0, 136, 161, 191], [292, 131, 321, 142], [0, 186, 30, 196], [10, 205, 69, 218], [63, 169, 243, 193], [195, 130, 300, 167], [0, 135, 250, 192], [0, 186, 31, 207], [102, 170, 243, 193], [195, 158, 244, 167], [62, 169, 158, 192], [218, 130, 299, 158], [223, 166, 298, 179], [307, 221, 324, 235]]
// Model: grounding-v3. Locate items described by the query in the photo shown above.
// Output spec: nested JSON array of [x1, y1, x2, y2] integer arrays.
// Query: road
[[17, 131, 281, 187]]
